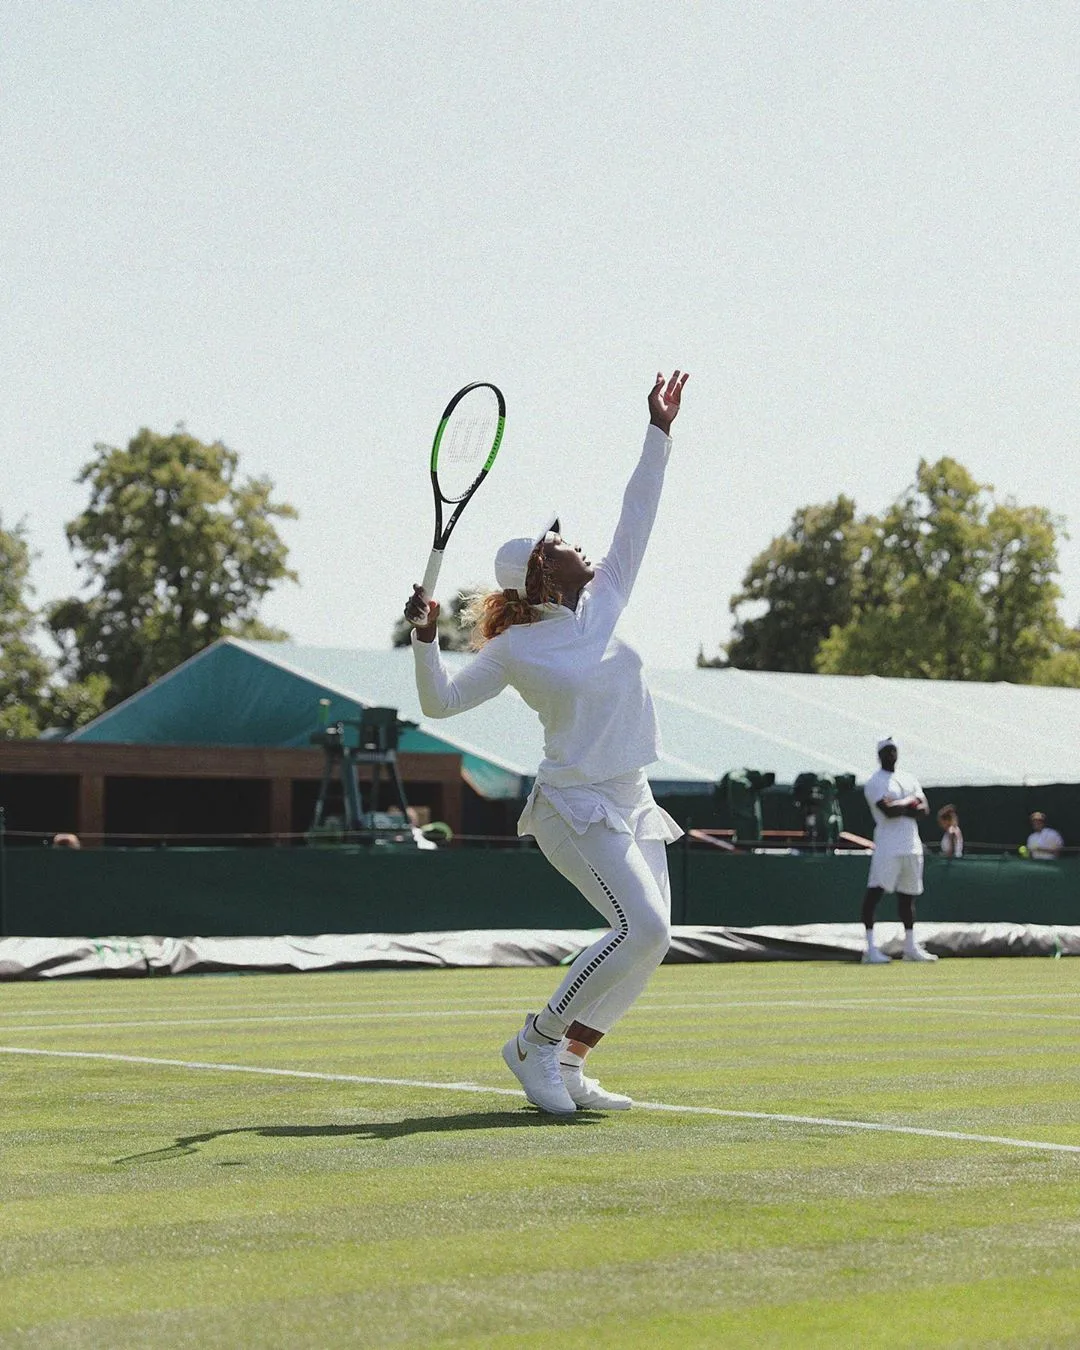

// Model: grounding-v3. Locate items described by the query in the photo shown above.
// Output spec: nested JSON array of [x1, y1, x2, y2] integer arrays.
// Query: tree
[[1030, 627, 1080, 688], [39, 674, 111, 733], [0, 516, 50, 737], [816, 459, 1064, 682], [392, 589, 476, 652], [983, 501, 1064, 682], [49, 428, 297, 707], [726, 496, 866, 672], [720, 457, 1069, 684]]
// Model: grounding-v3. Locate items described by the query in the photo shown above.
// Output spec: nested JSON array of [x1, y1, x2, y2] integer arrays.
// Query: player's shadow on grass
[[113, 1109, 600, 1164]]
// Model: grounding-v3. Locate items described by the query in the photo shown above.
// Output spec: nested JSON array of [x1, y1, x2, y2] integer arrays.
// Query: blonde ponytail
[[462, 589, 540, 646]]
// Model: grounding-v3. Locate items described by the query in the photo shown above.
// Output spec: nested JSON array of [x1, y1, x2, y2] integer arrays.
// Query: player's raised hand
[[648, 370, 689, 433], [404, 584, 440, 640]]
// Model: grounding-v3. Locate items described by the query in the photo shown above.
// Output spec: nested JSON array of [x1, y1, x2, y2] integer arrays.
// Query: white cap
[[876, 736, 897, 753], [494, 512, 560, 595]]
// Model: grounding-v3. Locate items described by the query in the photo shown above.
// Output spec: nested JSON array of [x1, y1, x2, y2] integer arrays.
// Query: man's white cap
[[876, 736, 897, 753], [494, 512, 560, 595]]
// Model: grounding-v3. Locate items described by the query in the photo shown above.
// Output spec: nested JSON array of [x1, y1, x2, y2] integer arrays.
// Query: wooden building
[[0, 740, 462, 848]]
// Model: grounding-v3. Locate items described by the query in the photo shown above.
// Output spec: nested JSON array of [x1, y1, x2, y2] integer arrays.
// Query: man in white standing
[[860, 737, 938, 964]]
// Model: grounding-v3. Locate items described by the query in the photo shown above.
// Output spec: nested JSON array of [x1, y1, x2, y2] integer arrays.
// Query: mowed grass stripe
[[447, 1270, 1080, 1350], [2, 1145, 1069, 1243], [4, 1203, 1080, 1345], [6, 993, 1080, 1034], [3, 985, 1080, 1021], [13, 1270, 1080, 1350], [3, 1157, 1080, 1315], [1, 953, 1075, 1019]]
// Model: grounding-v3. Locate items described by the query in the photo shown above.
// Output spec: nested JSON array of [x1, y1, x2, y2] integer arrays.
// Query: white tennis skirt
[[517, 768, 683, 845]]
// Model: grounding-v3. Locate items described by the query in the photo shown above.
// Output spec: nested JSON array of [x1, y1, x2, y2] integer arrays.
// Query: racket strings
[[441, 415, 498, 465], [436, 398, 500, 498]]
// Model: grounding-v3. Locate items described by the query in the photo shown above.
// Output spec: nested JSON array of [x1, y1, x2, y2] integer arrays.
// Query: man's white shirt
[[863, 768, 924, 858], [1027, 827, 1063, 860]]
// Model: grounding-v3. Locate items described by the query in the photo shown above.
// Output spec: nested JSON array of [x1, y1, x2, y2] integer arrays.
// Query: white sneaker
[[903, 944, 939, 962], [502, 1021, 576, 1115], [560, 1065, 632, 1110], [861, 948, 891, 964]]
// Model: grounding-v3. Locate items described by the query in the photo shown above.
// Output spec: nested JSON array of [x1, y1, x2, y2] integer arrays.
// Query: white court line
[[2, 1045, 1079, 1157]]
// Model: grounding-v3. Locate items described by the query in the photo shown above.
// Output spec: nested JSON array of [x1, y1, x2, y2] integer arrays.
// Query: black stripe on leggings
[[551, 865, 628, 1017]]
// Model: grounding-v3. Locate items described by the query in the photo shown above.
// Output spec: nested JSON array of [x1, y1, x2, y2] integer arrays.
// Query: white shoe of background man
[[861, 939, 891, 964], [902, 933, 939, 962], [502, 1015, 576, 1115]]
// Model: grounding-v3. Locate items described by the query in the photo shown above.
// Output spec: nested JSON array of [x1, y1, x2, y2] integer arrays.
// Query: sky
[[3, 1, 1079, 671]]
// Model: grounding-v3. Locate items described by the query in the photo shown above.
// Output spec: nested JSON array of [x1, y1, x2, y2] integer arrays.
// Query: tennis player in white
[[861, 736, 938, 964], [403, 370, 688, 1114]]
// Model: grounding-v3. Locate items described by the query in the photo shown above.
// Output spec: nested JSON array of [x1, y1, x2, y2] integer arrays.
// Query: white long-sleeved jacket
[[411, 424, 671, 789]]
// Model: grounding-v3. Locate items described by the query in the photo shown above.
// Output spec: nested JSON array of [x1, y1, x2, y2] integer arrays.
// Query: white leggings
[[529, 803, 672, 1035]]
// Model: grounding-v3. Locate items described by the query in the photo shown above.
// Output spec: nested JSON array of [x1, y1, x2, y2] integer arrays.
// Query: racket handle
[[421, 548, 444, 597]]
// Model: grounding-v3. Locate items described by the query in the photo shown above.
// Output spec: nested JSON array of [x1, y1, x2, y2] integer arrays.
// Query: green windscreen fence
[[1, 847, 1075, 939]]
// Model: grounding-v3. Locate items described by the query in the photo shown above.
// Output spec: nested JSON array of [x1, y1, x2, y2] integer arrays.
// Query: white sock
[[865, 929, 878, 951], [558, 1046, 585, 1070], [523, 1008, 564, 1046], [904, 930, 918, 954]]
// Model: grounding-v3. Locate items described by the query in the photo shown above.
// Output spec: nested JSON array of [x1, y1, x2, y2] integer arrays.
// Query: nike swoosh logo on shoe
[[516, 1038, 528, 1062]]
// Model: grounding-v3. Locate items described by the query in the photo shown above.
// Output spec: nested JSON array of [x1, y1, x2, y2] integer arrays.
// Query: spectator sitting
[[1025, 812, 1064, 860], [936, 805, 963, 859], [406, 806, 439, 850], [385, 805, 439, 850]]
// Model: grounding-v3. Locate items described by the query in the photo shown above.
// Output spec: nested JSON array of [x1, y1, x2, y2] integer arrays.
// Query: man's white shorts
[[867, 852, 924, 896]]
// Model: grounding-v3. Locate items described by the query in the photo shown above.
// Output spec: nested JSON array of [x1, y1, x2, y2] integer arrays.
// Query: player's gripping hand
[[404, 584, 440, 641]]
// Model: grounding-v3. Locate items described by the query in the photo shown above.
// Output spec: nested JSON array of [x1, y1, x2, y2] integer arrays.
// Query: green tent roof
[[68, 638, 1080, 795], [68, 639, 529, 799]]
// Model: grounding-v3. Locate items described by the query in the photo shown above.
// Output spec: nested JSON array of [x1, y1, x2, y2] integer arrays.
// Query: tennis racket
[[417, 381, 506, 601]]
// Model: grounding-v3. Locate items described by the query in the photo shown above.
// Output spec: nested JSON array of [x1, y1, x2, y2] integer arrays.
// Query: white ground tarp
[[2, 924, 1077, 979]]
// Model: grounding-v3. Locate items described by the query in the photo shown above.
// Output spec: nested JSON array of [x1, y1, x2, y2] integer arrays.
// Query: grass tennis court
[[3, 958, 1080, 1348]]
